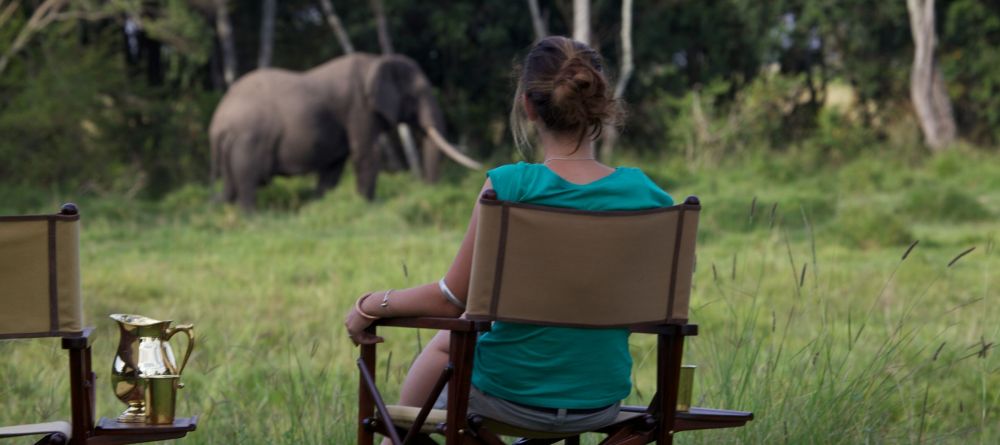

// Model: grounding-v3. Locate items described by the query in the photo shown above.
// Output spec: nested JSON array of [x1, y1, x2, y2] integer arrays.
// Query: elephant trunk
[[424, 127, 482, 170]]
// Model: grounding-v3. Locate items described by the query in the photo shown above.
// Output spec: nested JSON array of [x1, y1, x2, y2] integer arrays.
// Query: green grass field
[[1, 148, 998, 444]]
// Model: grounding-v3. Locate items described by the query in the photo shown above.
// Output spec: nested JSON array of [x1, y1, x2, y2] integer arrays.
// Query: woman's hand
[[344, 293, 385, 346]]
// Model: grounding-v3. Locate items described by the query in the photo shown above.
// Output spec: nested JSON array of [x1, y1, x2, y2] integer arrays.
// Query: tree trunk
[[318, 0, 354, 54], [527, 0, 547, 41], [599, 0, 633, 162], [906, 0, 956, 151], [214, 0, 238, 87], [572, 0, 590, 44], [371, 0, 393, 54], [257, 0, 275, 68]]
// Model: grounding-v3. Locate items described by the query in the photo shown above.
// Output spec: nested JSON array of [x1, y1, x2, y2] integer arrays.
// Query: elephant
[[209, 53, 481, 211]]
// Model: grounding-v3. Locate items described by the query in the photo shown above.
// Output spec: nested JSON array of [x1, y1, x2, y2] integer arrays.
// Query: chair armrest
[[677, 407, 753, 422], [675, 407, 753, 432], [61, 327, 94, 350], [630, 324, 698, 336], [373, 317, 492, 332], [620, 405, 753, 432]]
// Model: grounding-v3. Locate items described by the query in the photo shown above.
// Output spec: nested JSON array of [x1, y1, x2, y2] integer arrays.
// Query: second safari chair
[[357, 191, 753, 444], [0, 204, 197, 445]]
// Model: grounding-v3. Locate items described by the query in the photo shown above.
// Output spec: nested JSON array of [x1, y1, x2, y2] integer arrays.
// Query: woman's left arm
[[344, 179, 492, 345]]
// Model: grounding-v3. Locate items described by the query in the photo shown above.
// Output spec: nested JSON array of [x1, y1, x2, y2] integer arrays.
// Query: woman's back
[[472, 162, 673, 409]]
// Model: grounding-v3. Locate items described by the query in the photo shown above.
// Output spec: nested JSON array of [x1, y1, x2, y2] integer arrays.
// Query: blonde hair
[[510, 36, 624, 156]]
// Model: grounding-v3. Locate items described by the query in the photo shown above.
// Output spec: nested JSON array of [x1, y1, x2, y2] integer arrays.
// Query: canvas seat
[[0, 204, 197, 445], [356, 191, 752, 444], [379, 405, 646, 438]]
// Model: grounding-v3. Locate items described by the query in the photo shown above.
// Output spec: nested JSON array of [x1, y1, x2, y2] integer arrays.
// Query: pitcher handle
[[165, 324, 195, 376]]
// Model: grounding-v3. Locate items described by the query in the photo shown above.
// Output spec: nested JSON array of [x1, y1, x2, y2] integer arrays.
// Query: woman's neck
[[538, 130, 596, 161], [534, 129, 614, 185]]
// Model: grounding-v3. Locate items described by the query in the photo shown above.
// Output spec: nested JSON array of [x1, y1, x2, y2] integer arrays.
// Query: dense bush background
[[1, 0, 999, 198]]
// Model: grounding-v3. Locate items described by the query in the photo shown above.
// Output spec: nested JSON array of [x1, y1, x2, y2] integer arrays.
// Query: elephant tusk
[[425, 127, 482, 170], [397, 124, 423, 178]]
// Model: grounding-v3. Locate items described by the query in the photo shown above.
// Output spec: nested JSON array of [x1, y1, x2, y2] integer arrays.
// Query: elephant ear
[[366, 57, 406, 124]]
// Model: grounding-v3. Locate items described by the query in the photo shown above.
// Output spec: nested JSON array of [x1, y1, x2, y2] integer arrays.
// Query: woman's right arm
[[344, 179, 492, 344]]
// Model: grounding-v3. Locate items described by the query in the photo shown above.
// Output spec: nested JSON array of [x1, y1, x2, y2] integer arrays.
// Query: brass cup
[[676, 365, 696, 412], [144, 375, 183, 425]]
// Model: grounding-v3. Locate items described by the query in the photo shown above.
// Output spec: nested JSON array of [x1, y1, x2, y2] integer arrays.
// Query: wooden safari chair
[[0, 204, 197, 445], [356, 191, 752, 444]]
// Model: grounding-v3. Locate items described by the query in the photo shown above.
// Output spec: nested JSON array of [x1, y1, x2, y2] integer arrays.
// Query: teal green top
[[472, 162, 674, 408]]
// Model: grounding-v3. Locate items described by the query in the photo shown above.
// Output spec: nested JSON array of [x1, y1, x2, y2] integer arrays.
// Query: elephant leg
[[230, 143, 265, 212], [316, 158, 347, 197], [349, 131, 381, 201], [235, 178, 258, 212], [354, 158, 378, 201], [223, 172, 238, 203]]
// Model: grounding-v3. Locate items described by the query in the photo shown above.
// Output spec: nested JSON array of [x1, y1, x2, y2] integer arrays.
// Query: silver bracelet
[[438, 278, 466, 309]]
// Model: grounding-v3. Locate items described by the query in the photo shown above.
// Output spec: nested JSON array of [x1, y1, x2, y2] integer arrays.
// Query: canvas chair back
[[0, 205, 83, 338], [467, 194, 700, 328]]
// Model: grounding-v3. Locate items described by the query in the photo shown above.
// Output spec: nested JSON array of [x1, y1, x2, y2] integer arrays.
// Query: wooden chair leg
[[444, 331, 476, 445], [358, 328, 378, 445], [64, 332, 94, 445], [655, 333, 685, 445]]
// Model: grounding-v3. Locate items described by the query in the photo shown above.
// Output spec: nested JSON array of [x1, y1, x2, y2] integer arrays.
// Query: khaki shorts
[[434, 385, 620, 433]]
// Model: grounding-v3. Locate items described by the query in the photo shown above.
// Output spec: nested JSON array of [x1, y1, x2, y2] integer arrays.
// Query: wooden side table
[[87, 416, 198, 445]]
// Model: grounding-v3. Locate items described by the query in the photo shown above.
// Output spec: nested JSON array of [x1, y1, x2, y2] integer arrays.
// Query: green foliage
[[160, 183, 214, 215], [145, 0, 214, 86], [385, 0, 535, 155], [942, 0, 1000, 145], [832, 205, 914, 248], [837, 155, 919, 193], [0, 26, 125, 189], [803, 106, 880, 161], [647, 73, 881, 169], [392, 185, 472, 229], [698, 190, 836, 239], [0, 10, 217, 197], [799, 0, 911, 111], [900, 184, 993, 223], [254, 176, 315, 212]]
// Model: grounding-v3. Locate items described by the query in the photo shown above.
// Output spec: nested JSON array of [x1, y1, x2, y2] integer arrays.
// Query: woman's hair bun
[[510, 36, 623, 151], [551, 55, 610, 133]]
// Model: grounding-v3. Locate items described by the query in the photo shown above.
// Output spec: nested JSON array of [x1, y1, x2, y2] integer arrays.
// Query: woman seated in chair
[[344, 35, 674, 437]]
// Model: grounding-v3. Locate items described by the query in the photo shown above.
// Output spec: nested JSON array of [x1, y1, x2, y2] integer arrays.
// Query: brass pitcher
[[110, 314, 195, 423]]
